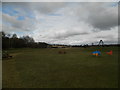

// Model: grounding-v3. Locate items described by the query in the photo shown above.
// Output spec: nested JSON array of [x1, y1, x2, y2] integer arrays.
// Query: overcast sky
[[1, 1, 119, 45]]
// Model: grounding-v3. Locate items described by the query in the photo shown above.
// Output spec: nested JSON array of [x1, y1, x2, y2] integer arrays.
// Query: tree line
[[1, 32, 48, 49]]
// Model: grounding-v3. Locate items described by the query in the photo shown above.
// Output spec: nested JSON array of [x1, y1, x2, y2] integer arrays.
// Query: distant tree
[[11, 34, 18, 48], [2, 31, 49, 49], [6, 34, 11, 38], [22, 35, 34, 44], [0, 32, 2, 49], [12, 34, 18, 39], [2, 32, 10, 49], [2, 32, 5, 38], [38, 42, 48, 48]]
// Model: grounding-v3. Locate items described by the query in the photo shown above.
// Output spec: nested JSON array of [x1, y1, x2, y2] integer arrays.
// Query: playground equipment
[[98, 40, 104, 46], [106, 50, 113, 55], [92, 50, 113, 56], [92, 51, 101, 56]]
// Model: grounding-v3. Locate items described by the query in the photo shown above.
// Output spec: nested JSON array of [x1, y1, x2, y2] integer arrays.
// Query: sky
[[1, 1, 119, 45]]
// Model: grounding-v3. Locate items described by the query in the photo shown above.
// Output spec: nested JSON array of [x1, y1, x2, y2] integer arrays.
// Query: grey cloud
[[3, 2, 66, 14], [96, 35, 114, 39], [2, 13, 37, 33], [53, 30, 88, 39], [2, 2, 118, 44], [104, 40, 118, 44], [3, 2, 118, 31], [74, 2, 118, 30], [32, 2, 66, 14], [94, 34, 118, 44], [88, 11, 118, 30]]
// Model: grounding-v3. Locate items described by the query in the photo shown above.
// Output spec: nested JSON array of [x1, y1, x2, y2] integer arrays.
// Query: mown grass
[[2, 46, 118, 88]]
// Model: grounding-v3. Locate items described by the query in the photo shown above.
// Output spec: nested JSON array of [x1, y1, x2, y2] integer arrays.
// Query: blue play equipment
[[92, 51, 101, 56]]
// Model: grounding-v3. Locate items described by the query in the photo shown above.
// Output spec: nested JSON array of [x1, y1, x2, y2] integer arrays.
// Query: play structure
[[106, 50, 113, 55], [92, 51, 101, 56], [92, 50, 113, 56], [98, 40, 104, 46]]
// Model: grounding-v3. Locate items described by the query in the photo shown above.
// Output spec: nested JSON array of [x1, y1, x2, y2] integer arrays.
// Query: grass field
[[2, 46, 118, 88]]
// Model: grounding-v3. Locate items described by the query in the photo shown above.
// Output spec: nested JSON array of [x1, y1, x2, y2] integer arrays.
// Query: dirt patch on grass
[[10, 53, 22, 58]]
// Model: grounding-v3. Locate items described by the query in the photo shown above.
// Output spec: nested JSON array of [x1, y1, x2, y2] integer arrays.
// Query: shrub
[[2, 51, 11, 59]]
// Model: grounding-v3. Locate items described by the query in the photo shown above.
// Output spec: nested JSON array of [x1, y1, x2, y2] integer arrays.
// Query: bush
[[2, 51, 11, 59]]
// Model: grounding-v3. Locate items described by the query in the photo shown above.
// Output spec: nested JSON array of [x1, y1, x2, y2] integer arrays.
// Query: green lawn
[[2, 47, 118, 88]]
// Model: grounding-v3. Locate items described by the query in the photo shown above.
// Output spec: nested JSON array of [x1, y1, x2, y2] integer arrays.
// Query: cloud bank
[[2, 2, 118, 45]]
